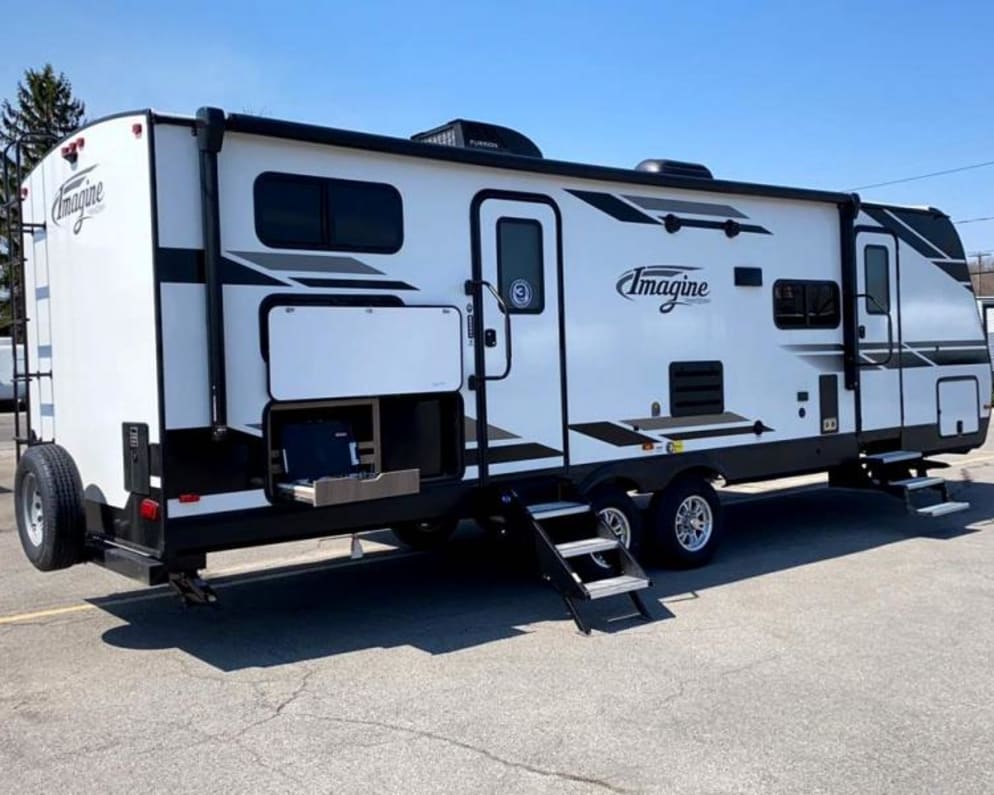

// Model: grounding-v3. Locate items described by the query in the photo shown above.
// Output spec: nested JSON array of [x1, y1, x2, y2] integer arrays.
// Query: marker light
[[139, 498, 160, 521]]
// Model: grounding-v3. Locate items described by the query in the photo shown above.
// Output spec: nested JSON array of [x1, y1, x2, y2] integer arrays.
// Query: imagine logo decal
[[615, 265, 711, 313], [51, 164, 105, 234]]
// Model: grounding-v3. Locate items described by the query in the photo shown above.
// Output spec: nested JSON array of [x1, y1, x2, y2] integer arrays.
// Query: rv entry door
[[470, 195, 565, 479], [855, 230, 901, 435]]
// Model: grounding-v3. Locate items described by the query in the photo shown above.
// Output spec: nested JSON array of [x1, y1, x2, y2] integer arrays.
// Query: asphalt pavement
[[1, 414, 992, 793]]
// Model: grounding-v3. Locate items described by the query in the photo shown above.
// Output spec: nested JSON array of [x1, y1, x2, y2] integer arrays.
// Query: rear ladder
[[2, 134, 53, 460]]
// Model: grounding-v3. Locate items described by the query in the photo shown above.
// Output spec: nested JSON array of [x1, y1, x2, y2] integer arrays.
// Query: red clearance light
[[178, 493, 200, 504], [75, 137, 85, 149], [139, 498, 160, 521], [132, 123, 143, 138]]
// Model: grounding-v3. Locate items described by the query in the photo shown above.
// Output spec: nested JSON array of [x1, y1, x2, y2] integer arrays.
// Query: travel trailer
[[5, 108, 989, 632]]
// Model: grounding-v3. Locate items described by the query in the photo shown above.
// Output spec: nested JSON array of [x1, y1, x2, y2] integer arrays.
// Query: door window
[[497, 217, 544, 314], [864, 245, 890, 315]]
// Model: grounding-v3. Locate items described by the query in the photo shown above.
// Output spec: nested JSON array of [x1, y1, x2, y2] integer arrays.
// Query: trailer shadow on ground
[[95, 479, 993, 671]]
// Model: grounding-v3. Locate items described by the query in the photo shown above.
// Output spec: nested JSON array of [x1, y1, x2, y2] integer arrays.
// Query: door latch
[[484, 328, 497, 347]]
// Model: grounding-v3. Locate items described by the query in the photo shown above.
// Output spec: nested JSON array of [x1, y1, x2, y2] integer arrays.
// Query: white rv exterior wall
[[157, 129, 857, 467], [21, 114, 160, 509], [152, 119, 988, 512]]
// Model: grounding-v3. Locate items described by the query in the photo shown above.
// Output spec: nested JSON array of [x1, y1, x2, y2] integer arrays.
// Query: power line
[[850, 159, 994, 191], [954, 216, 994, 225]]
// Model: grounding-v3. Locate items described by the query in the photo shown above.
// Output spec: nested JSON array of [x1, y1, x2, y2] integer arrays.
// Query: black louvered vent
[[669, 361, 724, 417]]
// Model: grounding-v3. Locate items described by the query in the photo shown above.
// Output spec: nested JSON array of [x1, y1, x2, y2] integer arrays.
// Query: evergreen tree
[[0, 65, 85, 332]]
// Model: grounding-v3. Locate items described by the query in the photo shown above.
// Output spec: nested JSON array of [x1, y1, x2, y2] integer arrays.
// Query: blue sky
[[4, 1, 992, 255]]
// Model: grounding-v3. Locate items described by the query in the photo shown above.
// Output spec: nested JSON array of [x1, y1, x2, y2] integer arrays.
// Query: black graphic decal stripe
[[292, 277, 418, 291], [924, 349, 990, 366], [663, 424, 773, 442], [909, 339, 987, 350], [230, 251, 385, 275], [463, 417, 520, 443], [566, 190, 660, 225], [623, 195, 748, 219], [797, 355, 845, 373], [157, 248, 288, 286], [464, 443, 562, 466], [660, 217, 771, 235], [784, 343, 845, 352], [932, 260, 971, 283], [863, 206, 945, 262], [622, 412, 749, 431], [570, 422, 658, 446], [888, 207, 965, 260], [858, 351, 932, 369]]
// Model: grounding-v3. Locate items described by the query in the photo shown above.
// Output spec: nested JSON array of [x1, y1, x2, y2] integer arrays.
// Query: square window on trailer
[[254, 172, 403, 252], [773, 280, 840, 329]]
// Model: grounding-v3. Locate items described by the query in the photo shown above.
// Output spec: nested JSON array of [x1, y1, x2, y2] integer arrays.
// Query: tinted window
[[864, 245, 890, 315], [773, 280, 840, 329], [255, 173, 402, 253], [255, 176, 324, 247], [497, 218, 544, 314]]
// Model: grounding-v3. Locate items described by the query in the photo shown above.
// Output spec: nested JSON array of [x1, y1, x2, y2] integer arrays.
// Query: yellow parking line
[[0, 603, 96, 625], [0, 547, 418, 626]]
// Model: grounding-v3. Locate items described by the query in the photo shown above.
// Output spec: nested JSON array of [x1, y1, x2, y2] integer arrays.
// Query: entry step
[[556, 537, 620, 558], [584, 574, 650, 600], [916, 501, 970, 518], [527, 501, 591, 521], [891, 476, 944, 491], [864, 450, 922, 465]]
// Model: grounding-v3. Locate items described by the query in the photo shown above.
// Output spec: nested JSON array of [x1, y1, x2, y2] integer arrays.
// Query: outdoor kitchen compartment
[[266, 394, 462, 506]]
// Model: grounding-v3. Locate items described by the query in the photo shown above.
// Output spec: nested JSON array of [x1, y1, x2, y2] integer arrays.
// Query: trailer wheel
[[649, 476, 722, 568], [587, 484, 644, 568], [391, 517, 458, 551], [14, 444, 86, 571]]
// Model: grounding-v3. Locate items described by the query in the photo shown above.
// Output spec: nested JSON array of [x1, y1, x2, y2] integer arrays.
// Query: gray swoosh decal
[[464, 417, 520, 443], [622, 412, 749, 431], [229, 251, 385, 275], [623, 195, 748, 219]]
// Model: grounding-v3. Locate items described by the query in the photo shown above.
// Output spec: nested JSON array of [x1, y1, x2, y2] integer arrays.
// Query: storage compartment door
[[937, 377, 979, 438], [267, 305, 462, 401]]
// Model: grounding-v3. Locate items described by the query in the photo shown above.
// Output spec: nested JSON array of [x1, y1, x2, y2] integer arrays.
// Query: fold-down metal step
[[556, 537, 620, 558], [916, 501, 970, 517], [584, 575, 651, 600]]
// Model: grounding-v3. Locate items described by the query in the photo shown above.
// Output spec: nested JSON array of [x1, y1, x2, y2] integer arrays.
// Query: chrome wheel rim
[[21, 472, 44, 548], [675, 495, 712, 552], [592, 506, 631, 568]]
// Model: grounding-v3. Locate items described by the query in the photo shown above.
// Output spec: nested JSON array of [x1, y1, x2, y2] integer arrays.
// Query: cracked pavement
[[1, 414, 993, 793]]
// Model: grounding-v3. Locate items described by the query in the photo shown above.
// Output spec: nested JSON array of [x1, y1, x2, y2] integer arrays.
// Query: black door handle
[[484, 328, 497, 347], [858, 324, 866, 339]]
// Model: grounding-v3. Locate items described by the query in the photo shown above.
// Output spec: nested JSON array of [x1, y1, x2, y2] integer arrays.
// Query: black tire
[[391, 517, 458, 551], [649, 476, 723, 569], [587, 484, 644, 564], [14, 444, 86, 571]]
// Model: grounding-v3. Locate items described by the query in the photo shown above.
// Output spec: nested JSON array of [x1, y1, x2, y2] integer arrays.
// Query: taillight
[[139, 498, 160, 521]]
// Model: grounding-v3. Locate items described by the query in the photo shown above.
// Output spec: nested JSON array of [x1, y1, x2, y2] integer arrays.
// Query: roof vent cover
[[636, 159, 713, 179], [412, 119, 542, 158]]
